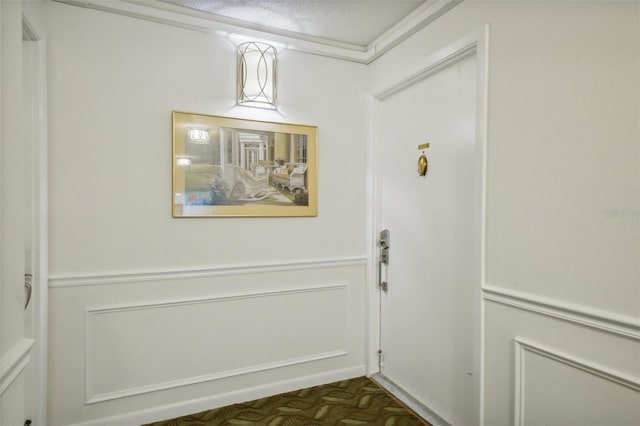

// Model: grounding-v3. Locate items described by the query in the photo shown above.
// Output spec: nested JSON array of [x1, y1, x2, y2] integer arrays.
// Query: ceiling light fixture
[[237, 42, 277, 109]]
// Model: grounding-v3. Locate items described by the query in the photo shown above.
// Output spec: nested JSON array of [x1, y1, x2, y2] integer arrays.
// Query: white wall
[[45, 2, 368, 424], [44, 1, 640, 425], [370, 1, 639, 425]]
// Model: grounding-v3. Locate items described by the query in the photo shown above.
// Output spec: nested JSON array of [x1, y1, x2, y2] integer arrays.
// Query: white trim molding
[[514, 338, 640, 426], [85, 284, 349, 404], [69, 366, 366, 426], [22, 17, 50, 425], [0, 338, 35, 396], [49, 256, 367, 288], [371, 373, 452, 426], [50, 0, 461, 64], [483, 285, 640, 340], [368, 25, 490, 425], [369, 26, 489, 100], [87, 350, 348, 405]]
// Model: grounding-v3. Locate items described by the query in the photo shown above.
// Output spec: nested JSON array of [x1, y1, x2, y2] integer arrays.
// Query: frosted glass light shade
[[237, 42, 277, 109]]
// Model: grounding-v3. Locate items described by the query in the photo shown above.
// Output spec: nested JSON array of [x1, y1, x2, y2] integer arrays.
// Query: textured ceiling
[[158, 0, 427, 46], [53, 0, 455, 62]]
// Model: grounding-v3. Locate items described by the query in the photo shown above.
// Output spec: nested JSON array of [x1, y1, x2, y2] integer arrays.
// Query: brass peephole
[[417, 143, 430, 176]]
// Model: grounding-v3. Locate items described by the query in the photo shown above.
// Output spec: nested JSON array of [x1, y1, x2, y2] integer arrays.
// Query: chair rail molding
[[483, 285, 640, 340], [49, 256, 367, 288]]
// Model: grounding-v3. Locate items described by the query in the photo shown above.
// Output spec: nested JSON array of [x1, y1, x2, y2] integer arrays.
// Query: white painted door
[[377, 51, 482, 426]]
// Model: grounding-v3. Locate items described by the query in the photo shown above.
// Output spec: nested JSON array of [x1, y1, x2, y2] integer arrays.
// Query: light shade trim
[[237, 42, 278, 109]]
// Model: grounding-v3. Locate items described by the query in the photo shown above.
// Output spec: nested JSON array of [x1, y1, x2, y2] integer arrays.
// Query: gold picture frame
[[172, 111, 318, 217]]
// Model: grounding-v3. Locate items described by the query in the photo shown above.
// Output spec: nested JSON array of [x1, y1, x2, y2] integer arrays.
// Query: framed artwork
[[172, 111, 318, 217]]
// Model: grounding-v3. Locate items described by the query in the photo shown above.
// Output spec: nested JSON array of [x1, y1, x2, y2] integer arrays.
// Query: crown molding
[[366, 0, 462, 63], [51, 0, 462, 64]]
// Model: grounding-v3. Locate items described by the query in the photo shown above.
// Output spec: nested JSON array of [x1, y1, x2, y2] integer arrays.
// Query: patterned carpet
[[144, 376, 430, 426]]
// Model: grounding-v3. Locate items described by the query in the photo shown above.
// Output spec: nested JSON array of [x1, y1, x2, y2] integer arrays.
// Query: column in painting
[[274, 132, 289, 165], [259, 139, 265, 161], [232, 131, 242, 170], [289, 134, 295, 163], [219, 128, 227, 176], [174, 127, 187, 211]]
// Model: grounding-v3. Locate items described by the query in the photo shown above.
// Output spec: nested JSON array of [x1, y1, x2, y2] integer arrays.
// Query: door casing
[[366, 25, 490, 425], [22, 14, 48, 426]]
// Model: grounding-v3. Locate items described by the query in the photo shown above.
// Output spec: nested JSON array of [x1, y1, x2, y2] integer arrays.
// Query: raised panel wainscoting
[[483, 286, 640, 426], [514, 338, 639, 426], [48, 258, 367, 426]]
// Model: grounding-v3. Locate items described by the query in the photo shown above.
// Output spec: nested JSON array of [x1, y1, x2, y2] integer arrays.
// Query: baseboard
[[69, 365, 366, 426], [370, 373, 452, 426]]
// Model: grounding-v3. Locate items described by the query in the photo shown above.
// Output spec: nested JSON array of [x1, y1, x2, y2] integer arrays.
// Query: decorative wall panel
[[515, 339, 639, 426], [85, 285, 348, 403]]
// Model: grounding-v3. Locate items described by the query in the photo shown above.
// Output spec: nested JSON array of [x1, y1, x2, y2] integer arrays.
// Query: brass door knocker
[[417, 143, 429, 176]]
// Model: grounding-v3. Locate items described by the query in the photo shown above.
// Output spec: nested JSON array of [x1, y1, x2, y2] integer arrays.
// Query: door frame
[[22, 14, 48, 425], [365, 25, 490, 424]]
